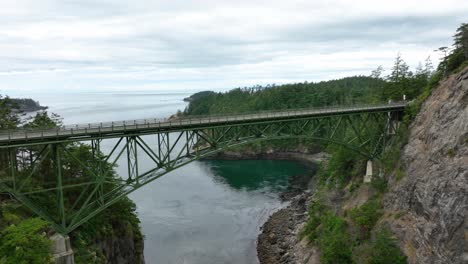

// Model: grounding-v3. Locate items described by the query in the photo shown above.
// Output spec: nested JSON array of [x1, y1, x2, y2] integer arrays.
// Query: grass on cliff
[[349, 199, 382, 239], [301, 197, 406, 264], [300, 199, 353, 264]]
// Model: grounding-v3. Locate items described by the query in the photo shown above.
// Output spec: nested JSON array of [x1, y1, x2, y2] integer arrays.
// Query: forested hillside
[[184, 57, 433, 116], [184, 77, 384, 115]]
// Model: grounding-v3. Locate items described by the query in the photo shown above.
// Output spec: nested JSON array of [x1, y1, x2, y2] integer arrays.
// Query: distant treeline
[[184, 77, 385, 116], [184, 71, 425, 116], [184, 23, 467, 117]]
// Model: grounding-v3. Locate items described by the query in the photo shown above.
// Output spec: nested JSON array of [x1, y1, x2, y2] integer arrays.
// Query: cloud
[[0, 0, 467, 92]]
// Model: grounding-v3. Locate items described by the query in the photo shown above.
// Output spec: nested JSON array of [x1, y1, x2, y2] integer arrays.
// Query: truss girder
[[0, 109, 404, 234]]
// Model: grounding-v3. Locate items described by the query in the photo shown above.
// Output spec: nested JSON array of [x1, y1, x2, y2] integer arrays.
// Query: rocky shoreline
[[206, 150, 326, 264], [257, 191, 316, 264]]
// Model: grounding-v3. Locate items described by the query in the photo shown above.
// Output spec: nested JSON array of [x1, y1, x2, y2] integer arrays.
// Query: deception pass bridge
[[0, 102, 406, 236]]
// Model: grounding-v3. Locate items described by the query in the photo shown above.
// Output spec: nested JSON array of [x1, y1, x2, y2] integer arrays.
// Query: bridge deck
[[0, 103, 406, 147]]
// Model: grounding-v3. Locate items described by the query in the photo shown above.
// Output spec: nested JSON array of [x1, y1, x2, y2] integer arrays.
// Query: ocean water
[[4, 90, 308, 264]]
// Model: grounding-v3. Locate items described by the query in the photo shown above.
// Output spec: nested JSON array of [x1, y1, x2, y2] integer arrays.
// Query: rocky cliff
[[95, 222, 145, 264], [384, 66, 468, 263]]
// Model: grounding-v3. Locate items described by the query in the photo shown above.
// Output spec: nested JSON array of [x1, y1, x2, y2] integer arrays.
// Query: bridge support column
[[364, 160, 373, 183], [50, 234, 75, 264]]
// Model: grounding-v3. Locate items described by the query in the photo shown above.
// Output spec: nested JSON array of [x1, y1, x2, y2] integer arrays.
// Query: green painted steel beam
[[0, 104, 406, 148], [0, 105, 406, 235]]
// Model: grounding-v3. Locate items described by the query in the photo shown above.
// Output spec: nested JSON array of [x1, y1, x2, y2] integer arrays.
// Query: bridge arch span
[[0, 103, 405, 234]]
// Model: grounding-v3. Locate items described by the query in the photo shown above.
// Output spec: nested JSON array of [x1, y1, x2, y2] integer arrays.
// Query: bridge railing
[[174, 102, 406, 120], [0, 102, 406, 141]]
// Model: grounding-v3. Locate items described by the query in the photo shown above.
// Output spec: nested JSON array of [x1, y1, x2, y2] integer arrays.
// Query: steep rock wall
[[384, 67, 468, 263], [95, 224, 145, 264]]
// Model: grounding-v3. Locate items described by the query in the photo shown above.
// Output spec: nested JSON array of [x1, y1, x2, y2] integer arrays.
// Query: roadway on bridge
[[0, 102, 406, 146]]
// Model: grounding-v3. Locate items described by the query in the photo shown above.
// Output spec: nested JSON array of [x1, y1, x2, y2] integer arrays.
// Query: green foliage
[[352, 242, 373, 264], [349, 180, 361, 193], [302, 198, 403, 263], [301, 199, 328, 242], [0, 109, 143, 263], [352, 227, 407, 264], [317, 146, 366, 188], [184, 91, 216, 102], [435, 23, 468, 78], [301, 200, 353, 264], [349, 199, 382, 239], [0, 95, 20, 130], [371, 177, 388, 193], [382, 54, 432, 101], [446, 148, 456, 158], [23, 111, 62, 129], [369, 227, 407, 264], [454, 23, 468, 58], [395, 168, 405, 181], [185, 76, 386, 116], [1, 212, 21, 225], [319, 214, 353, 264], [0, 218, 52, 264]]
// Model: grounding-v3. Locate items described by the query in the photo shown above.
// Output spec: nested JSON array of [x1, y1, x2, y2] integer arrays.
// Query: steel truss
[[0, 110, 403, 234]]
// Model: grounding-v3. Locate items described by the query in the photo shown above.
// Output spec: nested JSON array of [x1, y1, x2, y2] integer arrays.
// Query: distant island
[[10, 98, 48, 112]]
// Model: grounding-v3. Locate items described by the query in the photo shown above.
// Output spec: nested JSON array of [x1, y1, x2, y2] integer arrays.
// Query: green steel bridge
[[0, 102, 406, 234]]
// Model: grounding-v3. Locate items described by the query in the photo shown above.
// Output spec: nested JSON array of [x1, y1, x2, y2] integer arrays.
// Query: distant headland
[[10, 98, 48, 112]]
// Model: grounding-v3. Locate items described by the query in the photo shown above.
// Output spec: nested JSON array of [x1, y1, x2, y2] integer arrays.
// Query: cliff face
[[384, 67, 468, 263], [95, 222, 145, 264], [70, 197, 145, 264]]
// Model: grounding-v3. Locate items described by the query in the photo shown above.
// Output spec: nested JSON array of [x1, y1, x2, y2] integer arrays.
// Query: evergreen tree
[[370, 65, 384, 79], [383, 54, 414, 100], [0, 95, 19, 130], [388, 54, 410, 82], [453, 23, 468, 59]]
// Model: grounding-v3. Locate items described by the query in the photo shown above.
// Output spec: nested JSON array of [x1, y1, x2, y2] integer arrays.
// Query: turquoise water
[[4, 91, 310, 263]]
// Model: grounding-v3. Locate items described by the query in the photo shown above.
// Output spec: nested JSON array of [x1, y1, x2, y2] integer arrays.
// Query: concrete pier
[[50, 234, 75, 264], [364, 160, 373, 183]]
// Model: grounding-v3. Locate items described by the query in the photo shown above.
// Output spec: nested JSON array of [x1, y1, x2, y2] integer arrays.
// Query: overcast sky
[[0, 0, 467, 93]]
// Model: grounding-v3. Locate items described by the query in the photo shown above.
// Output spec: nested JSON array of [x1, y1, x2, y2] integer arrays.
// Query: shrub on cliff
[[318, 213, 353, 264], [0, 218, 52, 264], [301, 199, 327, 242], [349, 199, 382, 239], [301, 199, 353, 263], [369, 227, 407, 264]]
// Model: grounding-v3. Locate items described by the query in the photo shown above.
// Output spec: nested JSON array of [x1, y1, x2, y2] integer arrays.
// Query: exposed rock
[[69, 211, 145, 264], [342, 184, 372, 212], [257, 192, 311, 264], [96, 235, 144, 264], [384, 67, 468, 263], [254, 151, 334, 263]]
